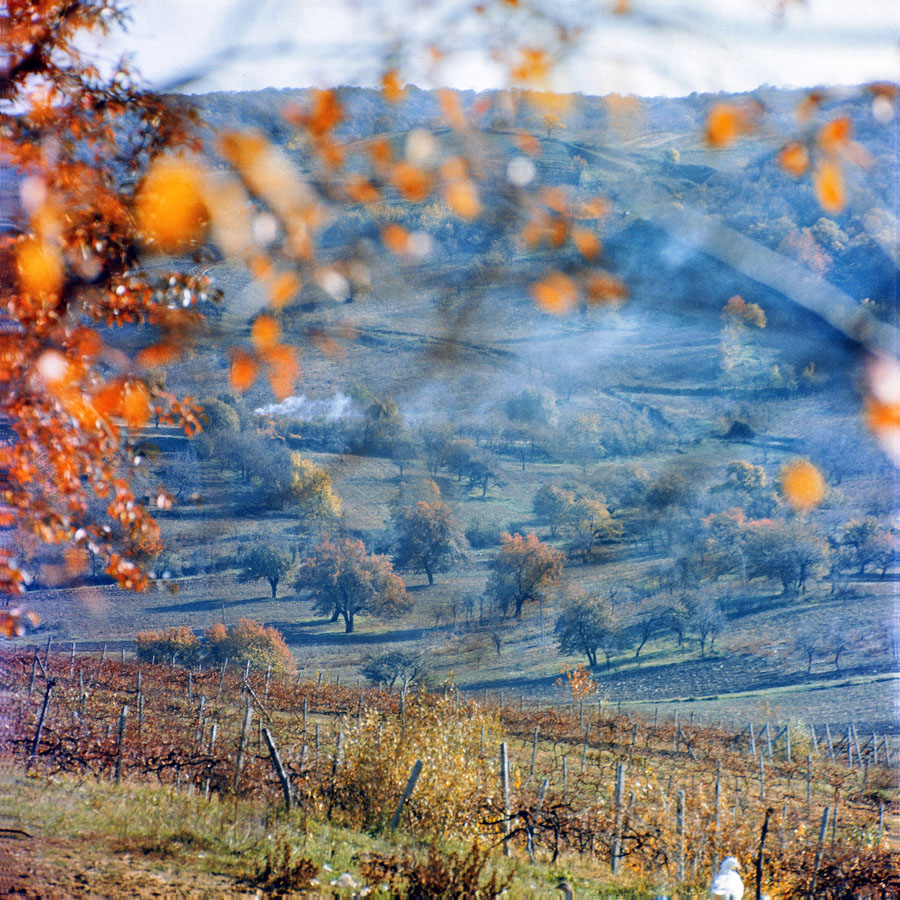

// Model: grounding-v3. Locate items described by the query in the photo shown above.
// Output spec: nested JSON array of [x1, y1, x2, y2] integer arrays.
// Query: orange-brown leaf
[[531, 272, 578, 315], [777, 142, 809, 177], [439, 89, 466, 129], [587, 272, 628, 305], [445, 180, 481, 219], [230, 349, 258, 393], [135, 157, 208, 253], [382, 224, 409, 255], [269, 271, 301, 308], [16, 235, 64, 297], [136, 342, 181, 368], [251, 314, 280, 350], [391, 162, 431, 202], [381, 69, 406, 104], [705, 102, 748, 148], [305, 89, 343, 138], [813, 159, 845, 213], [345, 176, 381, 205], [572, 227, 601, 260], [819, 116, 851, 153], [121, 382, 150, 429], [780, 459, 826, 511], [369, 137, 393, 170], [262, 344, 300, 400]]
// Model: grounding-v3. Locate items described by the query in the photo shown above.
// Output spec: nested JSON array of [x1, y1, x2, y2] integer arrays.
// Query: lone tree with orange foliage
[[485, 532, 564, 618], [296, 537, 410, 633]]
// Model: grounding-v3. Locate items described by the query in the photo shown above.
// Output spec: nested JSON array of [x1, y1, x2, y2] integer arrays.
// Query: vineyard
[[2, 647, 898, 898]]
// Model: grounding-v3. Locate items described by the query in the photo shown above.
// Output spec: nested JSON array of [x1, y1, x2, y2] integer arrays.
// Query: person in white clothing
[[710, 856, 743, 900]]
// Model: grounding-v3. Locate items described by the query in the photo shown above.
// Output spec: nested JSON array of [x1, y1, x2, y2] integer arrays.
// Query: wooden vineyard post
[[785, 724, 791, 764], [500, 742, 511, 856], [581, 724, 590, 774], [233, 697, 253, 794], [26, 679, 54, 772], [749, 722, 757, 759], [714, 760, 722, 850], [208, 722, 217, 753], [755, 806, 773, 900], [676, 789, 685, 884], [390, 759, 423, 830], [530, 727, 538, 777], [612, 762, 626, 875], [806, 756, 811, 818], [114, 704, 129, 784], [216, 658, 228, 702], [758, 755, 766, 802], [302, 697, 308, 734], [28, 650, 38, 699], [262, 727, 292, 811], [810, 806, 829, 896], [824, 723, 835, 762]]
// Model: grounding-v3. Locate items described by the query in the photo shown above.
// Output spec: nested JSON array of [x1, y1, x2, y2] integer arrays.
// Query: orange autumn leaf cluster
[[705, 102, 755, 148], [779, 459, 827, 512]]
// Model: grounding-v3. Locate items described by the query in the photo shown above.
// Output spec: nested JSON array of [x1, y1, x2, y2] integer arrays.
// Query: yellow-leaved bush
[[334, 693, 503, 837]]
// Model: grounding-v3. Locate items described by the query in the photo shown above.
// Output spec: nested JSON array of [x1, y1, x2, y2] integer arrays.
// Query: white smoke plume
[[254, 393, 360, 421]]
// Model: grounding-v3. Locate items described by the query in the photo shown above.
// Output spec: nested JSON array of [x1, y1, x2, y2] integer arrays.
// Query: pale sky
[[89, 0, 900, 97]]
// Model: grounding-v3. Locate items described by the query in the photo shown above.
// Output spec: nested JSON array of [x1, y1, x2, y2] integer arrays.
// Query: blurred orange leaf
[[813, 159, 845, 213], [262, 344, 300, 400], [136, 342, 181, 368], [16, 235, 64, 297], [445, 180, 481, 219], [531, 272, 578, 315], [381, 70, 406, 104], [230, 349, 258, 393], [369, 137, 393, 170], [251, 314, 280, 350], [121, 382, 150, 429], [304, 89, 343, 138], [345, 176, 381, 204], [780, 459, 826, 511], [819, 116, 851, 153], [511, 48, 550, 85], [269, 271, 301, 308], [382, 224, 409, 254], [705, 102, 752, 148], [438, 89, 465, 129], [391, 162, 431, 202], [135, 156, 208, 253], [778, 143, 809, 177], [587, 272, 628, 305], [513, 130, 542, 156], [572, 227, 601, 260]]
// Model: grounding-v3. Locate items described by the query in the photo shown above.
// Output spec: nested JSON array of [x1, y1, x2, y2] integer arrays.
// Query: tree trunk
[[268, 577, 278, 598], [425, 565, 434, 586], [344, 611, 354, 633]]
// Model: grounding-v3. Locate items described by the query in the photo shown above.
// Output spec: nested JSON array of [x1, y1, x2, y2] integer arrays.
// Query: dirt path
[[0, 832, 268, 899]]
